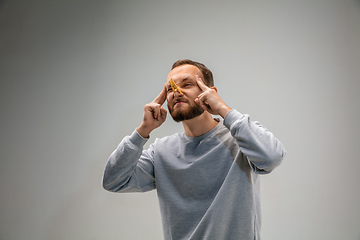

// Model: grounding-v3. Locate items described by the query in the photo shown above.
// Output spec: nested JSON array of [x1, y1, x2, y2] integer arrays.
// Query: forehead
[[167, 64, 201, 81]]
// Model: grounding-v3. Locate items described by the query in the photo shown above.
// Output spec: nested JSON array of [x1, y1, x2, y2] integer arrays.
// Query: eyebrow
[[181, 77, 190, 83], [178, 76, 193, 85], [167, 77, 192, 87]]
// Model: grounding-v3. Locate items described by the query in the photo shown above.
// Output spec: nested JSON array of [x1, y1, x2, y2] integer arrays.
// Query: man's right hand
[[137, 84, 167, 138]]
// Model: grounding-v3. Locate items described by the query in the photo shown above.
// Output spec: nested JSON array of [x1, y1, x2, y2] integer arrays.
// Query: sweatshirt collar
[[182, 118, 222, 143]]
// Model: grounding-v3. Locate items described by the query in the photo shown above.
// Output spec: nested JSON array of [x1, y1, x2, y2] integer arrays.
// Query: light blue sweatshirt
[[103, 109, 286, 240]]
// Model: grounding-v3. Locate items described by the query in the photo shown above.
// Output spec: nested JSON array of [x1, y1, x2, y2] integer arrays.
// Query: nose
[[174, 88, 183, 97]]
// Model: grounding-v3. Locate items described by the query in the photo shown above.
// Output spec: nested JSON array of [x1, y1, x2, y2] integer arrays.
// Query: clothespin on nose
[[169, 78, 183, 95]]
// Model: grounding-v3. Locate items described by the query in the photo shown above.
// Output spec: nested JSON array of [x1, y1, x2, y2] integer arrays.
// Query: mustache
[[172, 97, 189, 106]]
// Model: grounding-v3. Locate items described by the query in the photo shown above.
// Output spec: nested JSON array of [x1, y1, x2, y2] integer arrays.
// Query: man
[[103, 59, 286, 239]]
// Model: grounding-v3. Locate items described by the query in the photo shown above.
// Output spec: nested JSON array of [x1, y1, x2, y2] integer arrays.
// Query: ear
[[210, 86, 218, 92]]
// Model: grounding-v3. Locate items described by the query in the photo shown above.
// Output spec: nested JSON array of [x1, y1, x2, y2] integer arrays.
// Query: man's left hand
[[195, 75, 231, 118]]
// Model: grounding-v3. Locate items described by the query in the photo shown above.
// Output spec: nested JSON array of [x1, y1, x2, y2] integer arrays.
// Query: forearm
[[102, 130, 148, 192], [224, 109, 286, 173]]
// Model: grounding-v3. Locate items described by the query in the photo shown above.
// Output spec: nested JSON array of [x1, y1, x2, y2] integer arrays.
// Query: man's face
[[166, 64, 204, 122]]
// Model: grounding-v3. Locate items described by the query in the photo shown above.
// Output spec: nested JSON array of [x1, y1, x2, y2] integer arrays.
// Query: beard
[[168, 99, 204, 122]]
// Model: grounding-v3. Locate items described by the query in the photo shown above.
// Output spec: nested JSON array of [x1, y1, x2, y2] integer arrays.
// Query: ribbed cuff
[[223, 109, 245, 129], [129, 129, 149, 147]]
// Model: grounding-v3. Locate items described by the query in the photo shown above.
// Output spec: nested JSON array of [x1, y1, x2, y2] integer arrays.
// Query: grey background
[[1, 0, 360, 239]]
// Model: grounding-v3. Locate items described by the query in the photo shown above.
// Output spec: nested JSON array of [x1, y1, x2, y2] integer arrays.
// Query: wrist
[[218, 105, 232, 119], [137, 124, 152, 138]]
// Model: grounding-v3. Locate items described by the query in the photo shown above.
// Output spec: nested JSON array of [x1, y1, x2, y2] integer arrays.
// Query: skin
[[137, 64, 231, 138]]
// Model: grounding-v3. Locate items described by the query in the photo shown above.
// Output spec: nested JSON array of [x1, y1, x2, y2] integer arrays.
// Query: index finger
[[195, 75, 210, 91], [153, 83, 167, 105]]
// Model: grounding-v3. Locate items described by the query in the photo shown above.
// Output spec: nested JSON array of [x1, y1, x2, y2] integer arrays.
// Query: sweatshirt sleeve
[[102, 129, 156, 193], [223, 109, 286, 174]]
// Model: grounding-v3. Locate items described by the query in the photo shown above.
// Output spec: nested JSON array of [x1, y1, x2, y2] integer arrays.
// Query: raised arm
[[102, 84, 167, 192], [194, 75, 285, 173]]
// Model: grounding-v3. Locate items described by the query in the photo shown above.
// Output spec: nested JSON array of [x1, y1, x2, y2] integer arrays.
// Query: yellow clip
[[169, 78, 175, 93], [169, 78, 183, 95]]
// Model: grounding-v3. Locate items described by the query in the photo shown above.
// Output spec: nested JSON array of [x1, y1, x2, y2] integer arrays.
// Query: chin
[[169, 105, 205, 122]]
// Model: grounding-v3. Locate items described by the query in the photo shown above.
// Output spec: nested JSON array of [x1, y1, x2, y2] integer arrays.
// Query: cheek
[[183, 90, 198, 100]]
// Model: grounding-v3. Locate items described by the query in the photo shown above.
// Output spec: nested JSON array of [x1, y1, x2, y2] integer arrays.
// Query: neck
[[182, 112, 218, 137]]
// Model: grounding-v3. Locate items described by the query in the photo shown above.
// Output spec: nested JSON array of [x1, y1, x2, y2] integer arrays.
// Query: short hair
[[171, 59, 214, 87]]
